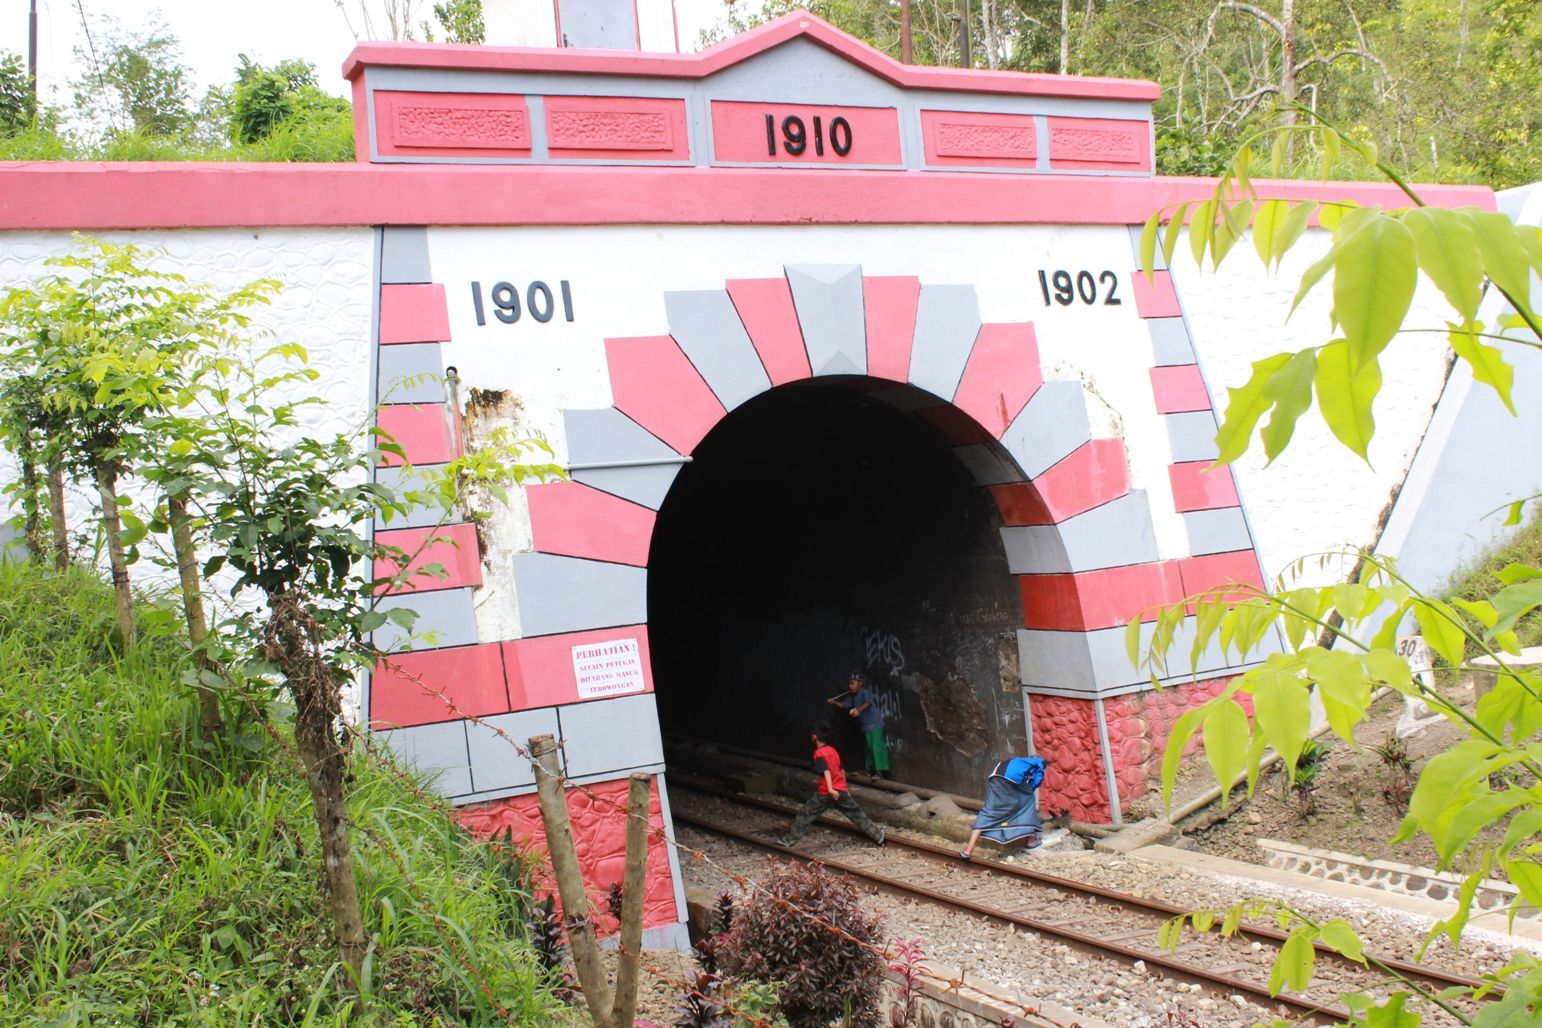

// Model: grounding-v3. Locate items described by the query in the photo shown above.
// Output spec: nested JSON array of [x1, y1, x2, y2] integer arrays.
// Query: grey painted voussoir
[[377, 342, 447, 405], [999, 525, 1073, 575], [380, 226, 432, 284], [558, 693, 664, 779], [466, 707, 560, 794], [373, 462, 449, 529], [1017, 629, 1093, 692], [1000, 381, 1092, 479], [1165, 411, 1220, 463], [377, 721, 472, 798], [954, 443, 1027, 486], [1147, 318, 1195, 366], [371, 588, 478, 653], [512, 553, 648, 637], [1185, 507, 1254, 556], [565, 408, 680, 465], [1128, 224, 1168, 271], [664, 289, 771, 410], [572, 464, 681, 510], [1057, 491, 1159, 571], [909, 284, 981, 400], [785, 264, 867, 377]]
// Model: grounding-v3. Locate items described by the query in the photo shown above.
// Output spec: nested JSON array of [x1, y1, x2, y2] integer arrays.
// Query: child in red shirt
[[777, 722, 886, 847]]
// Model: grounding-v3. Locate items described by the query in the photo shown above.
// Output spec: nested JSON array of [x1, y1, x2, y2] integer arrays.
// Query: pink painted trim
[[375, 91, 532, 159], [343, 10, 1160, 101], [375, 403, 455, 466], [1150, 365, 1212, 414], [726, 277, 812, 385], [0, 165, 1494, 230], [544, 95, 689, 160], [502, 624, 654, 710], [1020, 560, 1184, 631], [992, 438, 1130, 525], [370, 642, 510, 728], [920, 109, 1037, 170], [527, 480, 656, 566], [951, 322, 1041, 436], [863, 276, 921, 382], [1178, 550, 1266, 599], [1128, 270, 1181, 319], [1168, 461, 1240, 512], [1047, 116, 1152, 172], [352, 77, 370, 162], [380, 283, 451, 345], [605, 335, 726, 454], [374, 523, 484, 594]]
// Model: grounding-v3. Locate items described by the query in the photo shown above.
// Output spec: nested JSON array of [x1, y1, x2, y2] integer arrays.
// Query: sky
[[1, 0, 732, 109]]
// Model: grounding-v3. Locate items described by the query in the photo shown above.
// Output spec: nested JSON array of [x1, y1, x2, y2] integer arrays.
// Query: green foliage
[[228, 56, 350, 145], [0, 51, 35, 136], [716, 859, 885, 1028], [72, 18, 193, 138], [0, 560, 566, 1023], [1445, 510, 1542, 651], [433, 0, 486, 44]]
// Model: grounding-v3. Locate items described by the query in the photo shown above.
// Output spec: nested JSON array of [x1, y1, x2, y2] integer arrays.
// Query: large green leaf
[[1251, 662, 1311, 773], [1331, 216, 1417, 366], [1449, 323, 1517, 415], [1413, 599, 1467, 667], [1315, 341, 1381, 460], [1253, 199, 1287, 265], [1403, 207, 1483, 322], [1160, 706, 1206, 809], [1138, 214, 1160, 283], [1268, 926, 1317, 995], [1259, 348, 1319, 463], [1202, 699, 1251, 805], [1215, 352, 1293, 465], [1272, 201, 1318, 269], [1307, 648, 1371, 742], [1471, 209, 1537, 311], [1318, 919, 1365, 964], [1492, 580, 1542, 635]]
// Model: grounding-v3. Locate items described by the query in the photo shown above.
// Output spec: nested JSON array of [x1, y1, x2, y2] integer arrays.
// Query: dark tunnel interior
[[648, 378, 1029, 796]]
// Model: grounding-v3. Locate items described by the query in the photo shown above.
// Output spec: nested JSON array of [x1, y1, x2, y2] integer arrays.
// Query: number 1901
[[470, 280, 575, 326]]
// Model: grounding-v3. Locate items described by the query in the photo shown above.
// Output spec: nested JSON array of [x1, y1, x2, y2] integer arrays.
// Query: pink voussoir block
[[726, 277, 812, 385], [606, 335, 726, 455], [1150, 365, 1211, 414], [1128, 271, 1182, 319], [863, 276, 921, 384], [952, 322, 1042, 437], [380, 283, 451, 344], [527, 481, 656, 567]]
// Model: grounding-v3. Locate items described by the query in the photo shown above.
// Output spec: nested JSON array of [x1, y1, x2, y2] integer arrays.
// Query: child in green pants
[[828, 671, 890, 778]]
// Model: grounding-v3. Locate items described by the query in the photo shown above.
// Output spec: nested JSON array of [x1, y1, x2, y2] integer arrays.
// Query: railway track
[[669, 779, 1490, 1026]]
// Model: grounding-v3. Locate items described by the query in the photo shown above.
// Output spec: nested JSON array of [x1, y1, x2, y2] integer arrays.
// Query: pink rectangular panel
[[726, 277, 811, 385], [544, 95, 690, 160], [1178, 550, 1266, 602], [1169, 462, 1240, 512], [920, 109, 1038, 169], [1047, 117, 1152, 172], [1022, 438, 1131, 523], [375, 403, 455, 466], [606, 335, 726, 455], [370, 643, 509, 729], [952, 322, 1041, 437], [864, 276, 921, 383], [711, 101, 902, 167], [1150, 365, 1212, 414], [527, 481, 656, 567], [374, 91, 532, 159], [502, 624, 655, 711], [374, 523, 483, 594], [1021, 560, 1185, 631], [380, 283, 451, 345], [1128, 270, 1182, 319]]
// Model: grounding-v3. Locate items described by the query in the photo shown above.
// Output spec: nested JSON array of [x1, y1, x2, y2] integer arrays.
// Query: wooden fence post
[[610, 771, 652, 1028]]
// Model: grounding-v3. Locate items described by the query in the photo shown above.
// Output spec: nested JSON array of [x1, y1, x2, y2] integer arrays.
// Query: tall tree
[[0, 52, 36, 135], [71, 18, 192, 137]]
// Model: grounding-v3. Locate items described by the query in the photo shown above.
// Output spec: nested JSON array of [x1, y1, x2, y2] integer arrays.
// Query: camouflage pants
[[784, 791, 883, 843]]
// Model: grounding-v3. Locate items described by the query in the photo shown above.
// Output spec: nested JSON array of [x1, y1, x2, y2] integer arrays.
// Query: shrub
[[716, 859, 884, 1028]]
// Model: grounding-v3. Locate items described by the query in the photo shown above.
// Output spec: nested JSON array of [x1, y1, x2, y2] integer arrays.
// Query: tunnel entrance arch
[[537, 264, 1161, 818]]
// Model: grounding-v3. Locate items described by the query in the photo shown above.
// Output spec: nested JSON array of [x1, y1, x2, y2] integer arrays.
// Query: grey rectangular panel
[[381, 226, 432, 284], [565, 408, 679, 464], [378, 342, 446, 405], [1148, 318, 1195, 366], [557, 0, 638, 49], [558, 693, 664, 778], [372, 587, 479, 653], [1057, 491, 1159, 571], [513, 553, 648, 637], [572, 463, 681, 510], [909, 284, 980, 400], [785, 265, 867, 377], [1000, 380, 1091, 479], [664, 289, 771, 411], [1185, 507, 1254, 556], [377, 721, 472, 797], [466, 707, 561, 793], [1165, 411, 1220, 463]]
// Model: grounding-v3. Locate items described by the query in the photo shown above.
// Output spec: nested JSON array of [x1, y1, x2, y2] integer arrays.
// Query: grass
[[1443, 507, 1542, 651], [0, 560, 571, 1025], [0, 109, 356, 164]]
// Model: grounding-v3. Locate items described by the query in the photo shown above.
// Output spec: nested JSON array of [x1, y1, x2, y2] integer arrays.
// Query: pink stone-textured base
[[1100, 676, 1252, 813], [456, 778, 680, 934]]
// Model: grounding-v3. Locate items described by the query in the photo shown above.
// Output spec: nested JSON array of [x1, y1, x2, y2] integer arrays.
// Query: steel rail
[[673, 805, 1353, 1025], [670, 779, 1492, 1010]]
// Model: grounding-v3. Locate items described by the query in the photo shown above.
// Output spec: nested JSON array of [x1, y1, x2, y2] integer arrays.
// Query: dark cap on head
[[848, 670, 865, 683]]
